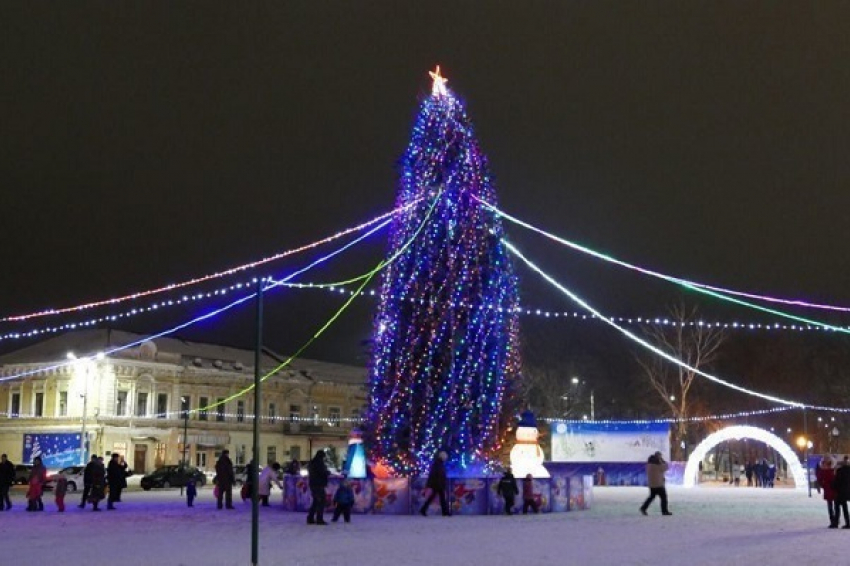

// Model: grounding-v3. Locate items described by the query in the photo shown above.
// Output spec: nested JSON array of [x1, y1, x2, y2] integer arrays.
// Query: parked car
[[14, 464, 32, 485], [50, 465, 85, 492], [140, 465, 206, 490], [234, 465, 248, 485]]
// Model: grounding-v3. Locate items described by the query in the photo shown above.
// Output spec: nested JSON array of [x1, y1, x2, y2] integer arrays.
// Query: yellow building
[[0, 329, 367, 474]]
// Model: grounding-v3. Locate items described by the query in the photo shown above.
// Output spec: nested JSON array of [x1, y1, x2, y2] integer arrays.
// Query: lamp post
[[180, 396, 189, 496], [69, 352, 103, 466]]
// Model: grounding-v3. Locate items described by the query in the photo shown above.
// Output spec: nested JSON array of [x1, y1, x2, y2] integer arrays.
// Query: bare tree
[[635, 302, 726, 460]]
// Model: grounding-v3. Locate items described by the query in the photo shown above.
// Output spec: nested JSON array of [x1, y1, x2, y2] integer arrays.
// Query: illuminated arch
[[683, 425, 807, 491]]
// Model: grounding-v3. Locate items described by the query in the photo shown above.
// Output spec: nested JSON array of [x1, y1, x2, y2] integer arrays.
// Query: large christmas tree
[[365, 67, 521, 477]]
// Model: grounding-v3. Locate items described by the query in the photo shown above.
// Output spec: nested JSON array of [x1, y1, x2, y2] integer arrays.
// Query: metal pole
[[251, 279, 264, 566], [804, 408, 811, 497], [80, 367, 89, 466], [181, 401, 188, 496], [590, 390, 595, 421]]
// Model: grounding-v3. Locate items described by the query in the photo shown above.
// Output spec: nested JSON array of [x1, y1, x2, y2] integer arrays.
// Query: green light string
[[477, 198, 850, 335], [192, 189, 444, 415]]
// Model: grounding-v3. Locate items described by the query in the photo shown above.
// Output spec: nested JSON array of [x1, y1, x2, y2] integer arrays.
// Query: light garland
[[477, 197, 850, 315], [538, 406, 801, 424], [504, 240, 812, 408], [0, 204, 412, 324]]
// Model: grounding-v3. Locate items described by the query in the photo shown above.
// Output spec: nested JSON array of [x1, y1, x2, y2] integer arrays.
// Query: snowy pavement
[[0, 484, 836, 565]]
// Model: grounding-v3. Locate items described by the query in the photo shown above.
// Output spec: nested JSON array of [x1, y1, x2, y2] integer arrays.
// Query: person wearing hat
[[420, 450, 450, 516], [307, 450, 330, 525], [640, 451, 672, 516], [815, 455, 838, 528], [214, 449, 236, 510]]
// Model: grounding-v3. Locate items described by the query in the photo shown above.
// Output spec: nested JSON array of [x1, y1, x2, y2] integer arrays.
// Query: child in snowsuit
[[497, 467, 519, 515], [54, 475, 68, 512], [186, 479, 197, 507], [522, 474, 539, 514], [332, 479, 355, 523]]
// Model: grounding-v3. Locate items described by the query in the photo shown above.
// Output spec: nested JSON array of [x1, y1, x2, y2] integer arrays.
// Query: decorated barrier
[[281, 471, 592, 515]]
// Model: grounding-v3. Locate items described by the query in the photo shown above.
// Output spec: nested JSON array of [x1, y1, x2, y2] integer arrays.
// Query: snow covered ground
[[1, 483, 837, 565]]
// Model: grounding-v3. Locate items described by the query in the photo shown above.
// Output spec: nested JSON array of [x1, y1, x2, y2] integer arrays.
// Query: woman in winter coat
[[88, 457, 106, 511], [258, 462, 282, 506], [816, 456, 838, 528], [26, 456, 48, 511], [832, 457, 850, 528]]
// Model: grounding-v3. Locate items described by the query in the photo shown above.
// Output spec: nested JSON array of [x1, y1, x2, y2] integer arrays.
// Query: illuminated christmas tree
[[365, 67, 521, 477]]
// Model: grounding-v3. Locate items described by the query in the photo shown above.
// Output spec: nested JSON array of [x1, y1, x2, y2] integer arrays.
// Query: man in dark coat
[[215, 449, 236, 509], [420, 450, 450, 516], [833, 457, 850, 528], [496, 466, 519, 515], [306, 450, 330, 525], [0, 454, 14, 510], [89, 456, 106, 511], [79, 454, 98, 509], [106, 453, 125, 509]]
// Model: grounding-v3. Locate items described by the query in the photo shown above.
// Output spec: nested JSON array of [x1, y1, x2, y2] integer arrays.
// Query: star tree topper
[[429, 65, 448, 97]]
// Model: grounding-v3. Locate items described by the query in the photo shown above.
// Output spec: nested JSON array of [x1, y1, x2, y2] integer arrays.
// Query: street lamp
[[796, 435, 811, 497], [69, 351, 103, 466]]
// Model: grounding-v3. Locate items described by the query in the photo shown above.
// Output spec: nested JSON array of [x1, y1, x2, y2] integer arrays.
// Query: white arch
[[683, 425, 807, 491]]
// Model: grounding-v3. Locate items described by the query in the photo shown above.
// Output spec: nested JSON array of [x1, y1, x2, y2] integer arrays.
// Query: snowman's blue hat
[[517, 410, 537, 428]]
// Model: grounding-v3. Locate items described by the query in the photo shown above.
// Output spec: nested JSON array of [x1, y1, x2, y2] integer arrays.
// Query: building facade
[[0, 330, 367, 474]]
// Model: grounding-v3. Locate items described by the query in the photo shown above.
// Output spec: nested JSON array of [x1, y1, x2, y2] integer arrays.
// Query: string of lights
[[191, 190, 444, 415], [0, 205, 402, 383], [0, 203, 412, 324], [477, 197, 850, 314], [504, 239, 819, 409], [0, 405, 799, 423], [0, 216, 394, 344]]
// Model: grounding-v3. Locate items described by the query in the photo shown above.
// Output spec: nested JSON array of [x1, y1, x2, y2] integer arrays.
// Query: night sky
[[3, 3, 850, 367]]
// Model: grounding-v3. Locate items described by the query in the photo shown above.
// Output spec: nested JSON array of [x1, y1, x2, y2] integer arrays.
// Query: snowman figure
[[510, 410, 550, 478]]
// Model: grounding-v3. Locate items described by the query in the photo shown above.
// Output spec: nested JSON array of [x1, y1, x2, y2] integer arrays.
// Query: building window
[[289, 404, 300, 421], [216, 398, 225, 422], [199, 397, 208, 421], [350, 407, 362, 422], [136, 392, 148, 417], [237, 400, 245, 423], [58, 391, 68, 417], [34, 392, 44, 417], [156, 393, 168, 418], [268, 403, 276, 422], [328, 407, 341, 427], [116, 391, 128, 416], [11, 393, 20, 418], [311, 405, 321, 425], [267, 446, 277, 465], [289, 446, 301, 461]]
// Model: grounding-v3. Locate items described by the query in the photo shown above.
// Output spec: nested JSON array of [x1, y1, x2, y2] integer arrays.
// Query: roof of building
[[0, 329, 366, 386]]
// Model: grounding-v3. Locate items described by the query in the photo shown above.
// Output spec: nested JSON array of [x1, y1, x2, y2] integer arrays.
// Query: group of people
[[816, 455, 850, 529], [0, 452, 130, 513], [742, 459, 778, 487], [496, 467, 541, 515]]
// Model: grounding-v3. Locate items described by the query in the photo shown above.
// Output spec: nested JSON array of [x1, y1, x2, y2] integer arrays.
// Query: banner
[[550, 421, 670, 462], [23, 433, 82, 468]]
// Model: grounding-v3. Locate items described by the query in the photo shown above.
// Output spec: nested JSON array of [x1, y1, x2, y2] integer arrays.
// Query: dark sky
[[3, 3, 850, 365]]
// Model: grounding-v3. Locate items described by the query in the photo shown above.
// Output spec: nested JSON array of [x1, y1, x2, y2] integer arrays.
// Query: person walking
[[420, 451, 450, 517], [497, 467, 519, 515], [54, 474, 68, 512], [26, 456, 48, 512], [306, 450, 330, 525], [88, 456, 106, 511], [214, 450, 236, 510], [640, 451, 672, 516], [106, 453, 124, 510], [833, 456, 850, 529], [0, 454, 14, 510], [816, 455, 838, 528], [521, 474, 540, 514], [331, 478, 355, 523], [79, 454, 98, 509], [258, 462, 282, 507], [186, 479, 197, 507]]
